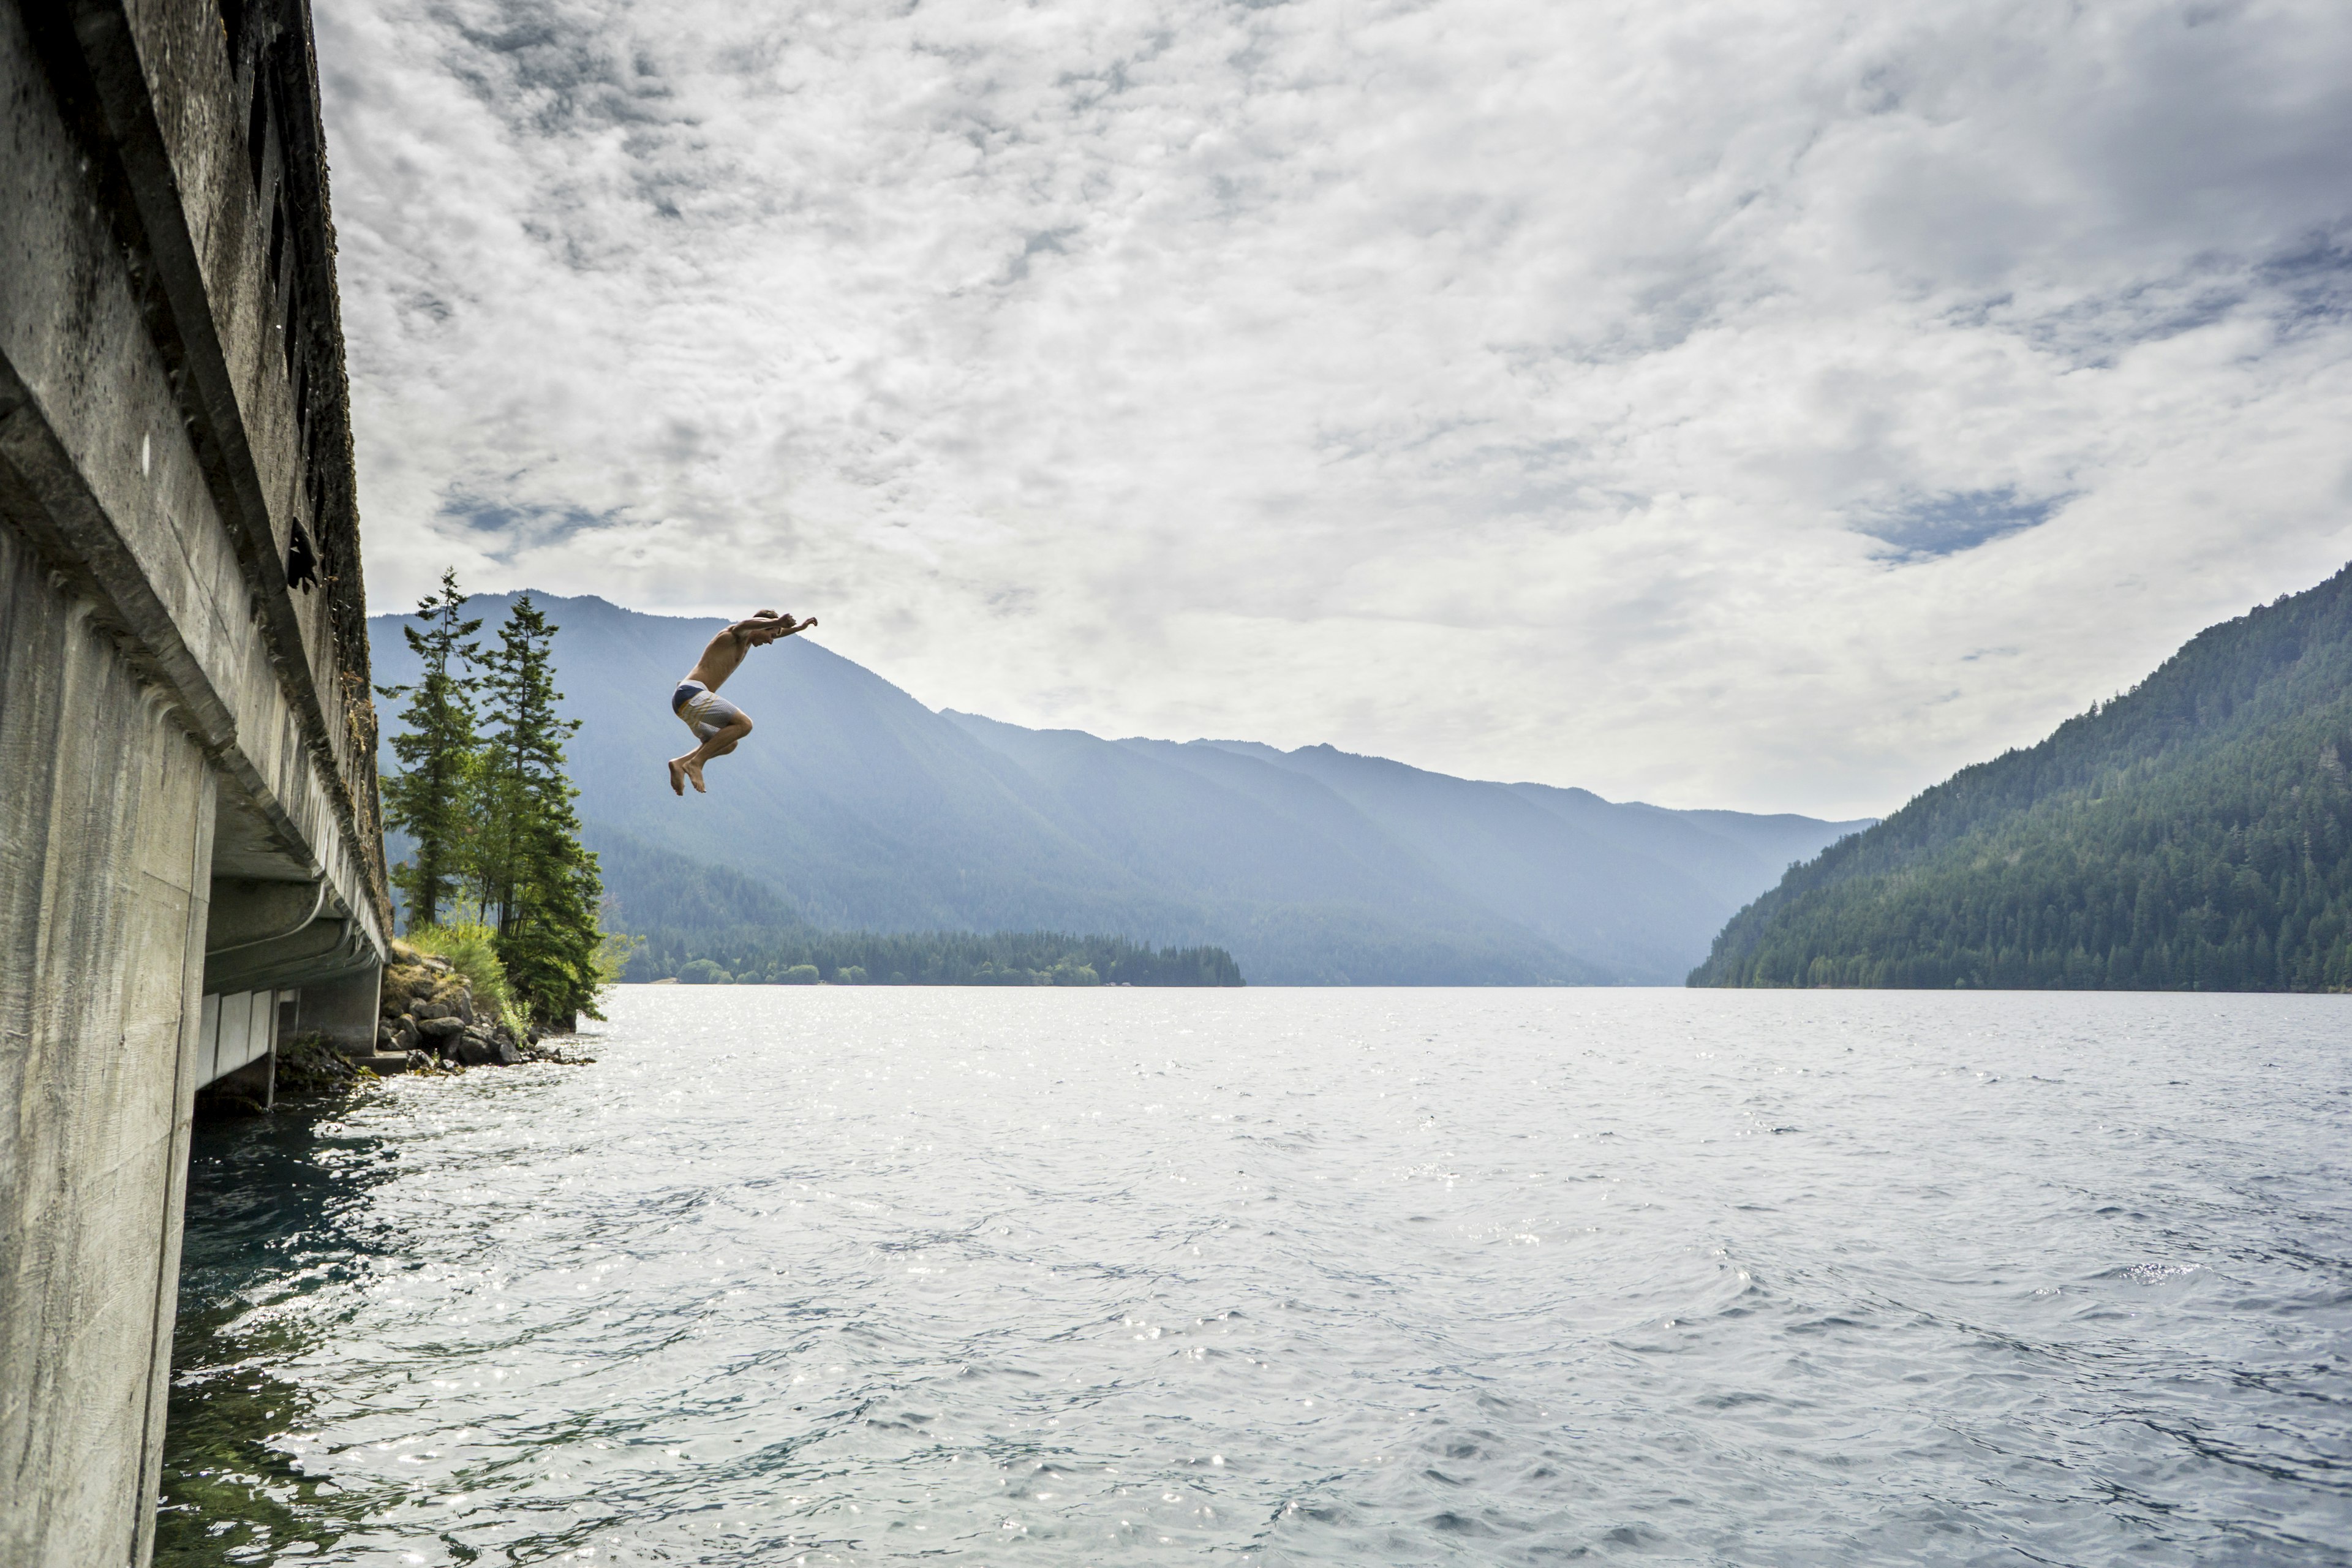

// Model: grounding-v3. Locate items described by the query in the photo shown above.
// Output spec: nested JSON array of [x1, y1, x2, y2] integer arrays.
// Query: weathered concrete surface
[[295, 963, 383, 1054], [0, 522, 217, 1568], [0, 1, 388, 1561]]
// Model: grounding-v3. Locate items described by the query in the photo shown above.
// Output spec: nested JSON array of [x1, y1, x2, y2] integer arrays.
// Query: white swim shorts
[[671, 679, 747, 742]]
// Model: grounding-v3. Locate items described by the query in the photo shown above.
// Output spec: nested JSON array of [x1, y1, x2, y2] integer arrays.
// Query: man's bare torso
[[685, 626, 758, 692], [685, 611, 811, 692]]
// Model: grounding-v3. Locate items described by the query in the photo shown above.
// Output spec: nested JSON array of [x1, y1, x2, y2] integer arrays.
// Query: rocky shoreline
[[363, 940, 589, 1074]]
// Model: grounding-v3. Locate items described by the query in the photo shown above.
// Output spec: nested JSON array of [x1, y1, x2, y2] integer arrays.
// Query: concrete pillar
[[0, 529, 216, 1568], [205, 1048, 274, 1107], [2, 0, 393, 1559], [296, 962, 383, 1055]]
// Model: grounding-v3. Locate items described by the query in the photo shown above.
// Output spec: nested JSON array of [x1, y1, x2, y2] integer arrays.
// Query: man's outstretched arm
[[732, 612, 816, 641]]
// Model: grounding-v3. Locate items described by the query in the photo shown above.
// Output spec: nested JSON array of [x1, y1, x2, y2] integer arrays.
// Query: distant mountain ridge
[[369, 594, 1870, 984], [1693, 562, 2352, 990]]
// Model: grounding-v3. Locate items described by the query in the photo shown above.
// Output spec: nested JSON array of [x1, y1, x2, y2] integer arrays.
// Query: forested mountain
[[581, 826, 1240, 985], [371, 594, 1868, 984], [638, 927, 1243, 988], [1692, 563, 2352, 990], [946, 718, 1868, 983]]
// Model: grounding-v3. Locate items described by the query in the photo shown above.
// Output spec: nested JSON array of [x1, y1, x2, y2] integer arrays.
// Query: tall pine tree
[[377, 569, 482, 929], [473, 595, 608, 1026]]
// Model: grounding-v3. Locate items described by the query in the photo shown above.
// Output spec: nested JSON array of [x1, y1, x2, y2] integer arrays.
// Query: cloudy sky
[[317, 0, 2352, 818]]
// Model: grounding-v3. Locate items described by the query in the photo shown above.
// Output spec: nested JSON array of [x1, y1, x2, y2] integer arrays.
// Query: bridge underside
[[0, 1, 388, 1562]]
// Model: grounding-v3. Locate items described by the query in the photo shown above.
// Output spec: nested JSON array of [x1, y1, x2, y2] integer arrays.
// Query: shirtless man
[[668, 610, 816, 794]]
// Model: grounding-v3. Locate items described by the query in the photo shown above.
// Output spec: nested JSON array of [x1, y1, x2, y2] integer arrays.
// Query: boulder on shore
[[373, 948, 558, 1072], [454, 1030, 504, 1066]]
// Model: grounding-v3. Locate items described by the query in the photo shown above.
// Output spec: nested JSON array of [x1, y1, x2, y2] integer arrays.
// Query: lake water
[[161, 987, 2352, 1566]]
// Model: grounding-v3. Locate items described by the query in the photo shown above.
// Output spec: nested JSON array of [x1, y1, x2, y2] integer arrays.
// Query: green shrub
[[680, 958, 732, 984], [782, 965, 820, 984], [596, 929, 644, 988], [404, 922, 524, 1030], [834, 965, 867, 984]]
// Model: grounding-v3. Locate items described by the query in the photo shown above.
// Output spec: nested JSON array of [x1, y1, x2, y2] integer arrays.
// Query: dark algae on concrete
[[1694, 561, 2352, 990]]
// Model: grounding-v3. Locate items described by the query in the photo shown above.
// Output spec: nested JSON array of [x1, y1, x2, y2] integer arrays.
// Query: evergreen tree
[[473, 595, 608, 1025], [377, 569, 482, 929]]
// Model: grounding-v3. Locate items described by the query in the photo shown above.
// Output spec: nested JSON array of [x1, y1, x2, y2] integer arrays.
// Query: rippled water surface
[[162, 988, 2352, 1565]]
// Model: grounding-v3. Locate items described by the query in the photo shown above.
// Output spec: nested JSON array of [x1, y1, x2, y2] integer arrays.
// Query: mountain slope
[[371, 593, 1865, 984], [372, 594, 1198, 935], [1176, 742, 1871, 982], [1692, 563, 2352, 990], [942, 716, 1608, 984]]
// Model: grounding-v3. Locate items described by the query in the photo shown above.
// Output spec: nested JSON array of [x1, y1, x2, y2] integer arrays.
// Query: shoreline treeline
[[624, 926, 1245, 987]]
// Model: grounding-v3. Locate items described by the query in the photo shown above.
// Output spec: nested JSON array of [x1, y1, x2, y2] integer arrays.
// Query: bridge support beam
[[297, 964, 386, 1055], [0, 526, 218, 1568], [0, 0, 387, 1561]]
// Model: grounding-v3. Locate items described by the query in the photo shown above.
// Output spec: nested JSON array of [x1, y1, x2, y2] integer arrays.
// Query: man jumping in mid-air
[[668, 609, 816, 794]]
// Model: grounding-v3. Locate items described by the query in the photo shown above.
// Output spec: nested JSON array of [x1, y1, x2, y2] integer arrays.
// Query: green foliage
[[622, 927, 1244, 986], [1693, 565, 2352, 990], [680, 958, 732, 984], [376, 568, 481, 929], [379, 578, 612, 1028], [597, 925, 646, 987], [473, 595, 609, 1027], [403, 922, 524, 1029]]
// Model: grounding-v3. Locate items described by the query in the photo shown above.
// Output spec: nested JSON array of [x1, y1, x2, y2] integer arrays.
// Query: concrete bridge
[[1, 1, 390, 1561]]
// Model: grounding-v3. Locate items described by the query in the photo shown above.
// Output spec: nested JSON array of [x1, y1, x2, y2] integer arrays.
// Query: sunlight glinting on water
[[164, 988, 2352, 1565]]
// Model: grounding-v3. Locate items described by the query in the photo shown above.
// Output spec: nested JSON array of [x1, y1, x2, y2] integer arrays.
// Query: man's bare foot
[[684, 760, 707, 793], [668, 758, 687, 796]]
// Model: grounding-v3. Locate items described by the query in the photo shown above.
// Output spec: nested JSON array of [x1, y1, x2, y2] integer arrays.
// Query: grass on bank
[[400, 921, 529, 1033]]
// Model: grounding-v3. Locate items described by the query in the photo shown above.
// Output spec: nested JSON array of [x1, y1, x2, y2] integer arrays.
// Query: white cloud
[[318, 0, 2352, 816]]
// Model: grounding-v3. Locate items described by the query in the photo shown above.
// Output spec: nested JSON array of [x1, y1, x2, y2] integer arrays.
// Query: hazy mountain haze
[[371, 594, 1869, 983]]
